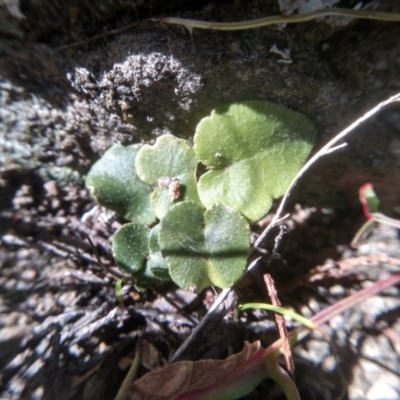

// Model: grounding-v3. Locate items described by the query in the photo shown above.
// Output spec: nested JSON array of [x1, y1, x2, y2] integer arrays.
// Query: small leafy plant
[[352, 183, 400, 247], [86, 101, 316, 293]]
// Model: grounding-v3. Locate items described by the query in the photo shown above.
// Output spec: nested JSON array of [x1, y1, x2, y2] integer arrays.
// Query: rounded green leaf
[[147, 253, 170, 280], [148, 224, 162, 253], [130, 263, 164, 291], [135, 134, 201, 219], [113, 223, 170, 287], [86, 144, 155, 224], [148, 225, 170, 280], [112, 223, 149, 274], [194, 101, 316, 222], [159, 201, 250, 293]]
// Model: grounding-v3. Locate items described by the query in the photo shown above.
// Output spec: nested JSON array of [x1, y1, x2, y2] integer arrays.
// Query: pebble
[[20, 268, 37, 281]]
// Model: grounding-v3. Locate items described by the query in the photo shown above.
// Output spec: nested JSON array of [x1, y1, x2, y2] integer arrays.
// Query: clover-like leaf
[[136, 134, 201, 219], [86, 144, 155, 224], [112, 223, 149, 274], [112, 223, 165, 289], [194, 101, 316, 222], [159, 201, 250, 293], [132, 263, 165, 291], [148, 225, 170, 281]]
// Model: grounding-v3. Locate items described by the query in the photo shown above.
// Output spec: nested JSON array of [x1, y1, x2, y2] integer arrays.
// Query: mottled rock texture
[[1, 1, 400, 212], [1, 1, 400, 399]]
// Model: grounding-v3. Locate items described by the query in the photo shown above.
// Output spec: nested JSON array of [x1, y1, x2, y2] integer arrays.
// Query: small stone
[[12, 185, 33, 209], [20, 268, 37, 281], [44, 180, 58, 197]]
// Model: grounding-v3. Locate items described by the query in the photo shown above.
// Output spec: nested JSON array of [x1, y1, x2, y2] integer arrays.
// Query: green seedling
[[112, 223, 165, 289], [240, 303, 319, 331], [147, 224, 170, 281], [159, 202, 250, 292], [112, 222, 169, 289], [112, 223, 148, 274], [195, 101, 315, 222], [86, 101, 315, 292], [136, 134, 201, 219], [351, 183, 400, 247], [86, 144, 155, 225]]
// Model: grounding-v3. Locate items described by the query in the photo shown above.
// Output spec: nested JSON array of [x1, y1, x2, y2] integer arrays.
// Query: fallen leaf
[[130, 341, 270, 400]]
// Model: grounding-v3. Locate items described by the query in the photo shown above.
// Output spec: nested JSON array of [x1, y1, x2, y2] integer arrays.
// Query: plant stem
[[155, 9, 400, 31]]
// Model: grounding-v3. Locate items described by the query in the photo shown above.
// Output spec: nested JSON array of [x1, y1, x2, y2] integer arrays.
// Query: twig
[[252, 93, 400, 253], [79, 230, 126, 279], [168, 287, 232, 363], [264, 274, 294, 379], [71, 360, 104, 388], [55, 21, 143, 51], [278, 254, 400, 294], [265, 272, 400, 360], [170, 257, 262, 363], [381, 326, 400, 347]]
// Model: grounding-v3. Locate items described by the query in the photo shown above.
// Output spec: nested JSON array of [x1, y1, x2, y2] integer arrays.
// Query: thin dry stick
[[56, 21, 143, 51], [252, 93, 400, 253], [264, 273, 294, 379], [79, 230, 126, 279], [169, 256, 261, 363], [169, 287, 231, 363], [265, 272, 400, 359]]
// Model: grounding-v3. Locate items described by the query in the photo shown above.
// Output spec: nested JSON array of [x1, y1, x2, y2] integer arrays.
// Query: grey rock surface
[[1, 1, 400, 212], [1, 1, 400, 399]]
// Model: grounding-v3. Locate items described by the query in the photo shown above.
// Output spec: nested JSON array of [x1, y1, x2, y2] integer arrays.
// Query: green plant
[[351, 183, 400, 247], [85, 144, 156, 225], [86, 100, 316, 292]]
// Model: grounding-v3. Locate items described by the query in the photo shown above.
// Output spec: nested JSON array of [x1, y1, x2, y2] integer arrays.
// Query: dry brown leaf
[[129, 341, 267, 400]]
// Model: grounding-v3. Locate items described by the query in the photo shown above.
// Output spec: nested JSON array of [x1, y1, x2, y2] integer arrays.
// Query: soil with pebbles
[[1, 1, 400, 399], [1, 178, 399, 399]]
